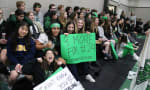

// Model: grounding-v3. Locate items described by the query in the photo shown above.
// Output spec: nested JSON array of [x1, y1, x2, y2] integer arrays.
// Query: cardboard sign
[[61, 33, 96, 64], [34, 67, 84, 90]]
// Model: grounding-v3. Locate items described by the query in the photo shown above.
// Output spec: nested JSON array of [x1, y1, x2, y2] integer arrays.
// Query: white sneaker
[[133, 53, 139, 61], [85, 74, 96, 83]]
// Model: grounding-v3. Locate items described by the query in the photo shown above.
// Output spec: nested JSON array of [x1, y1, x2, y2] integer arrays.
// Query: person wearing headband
[[50, 23, 60, 29]]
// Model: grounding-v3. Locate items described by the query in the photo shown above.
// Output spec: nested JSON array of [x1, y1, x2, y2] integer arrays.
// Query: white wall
[[0, 0, 104, 19], [109, 0, 129, 17], [129, 0, 150, 7], [109, 0, 150, 23], [129, 0, 150, 23]]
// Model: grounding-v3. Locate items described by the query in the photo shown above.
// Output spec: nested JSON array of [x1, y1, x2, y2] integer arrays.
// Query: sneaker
[[85, 74, 96, 83]]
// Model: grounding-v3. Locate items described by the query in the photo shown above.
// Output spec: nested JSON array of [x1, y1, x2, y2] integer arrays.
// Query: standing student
[[130, 12, 136, 26], [0, 8, 7, 64], [7, 22, 36, 84]]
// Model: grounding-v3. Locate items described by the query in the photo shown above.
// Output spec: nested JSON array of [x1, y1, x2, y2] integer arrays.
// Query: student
[[44, 4, 56, 18], [90, 17, 100, 40], [111, 19, 118, 41], [85, 13, 92, 31], [64, 21, 96, 83], [44, 11, 61, 32], [78, 12, 85, 20], [98, 19, 113, 60], [58, 11, 68, 32], [5, 9, 32, 39], [36, 22, 66, 63], [26, 11, 44, 40], [124, 18, 139, 45], [65, 6, 73, 18], [40, 48, 64, 79], [117, 34, 139, 60], [130, 12, 136, 26], [64, 21, 75, 34], [0, 8, 7, 64], [7, 21, 36, 84], [57, 4, 65, 16], [8, 1, 32, 26], [68, 12, 78, 33], [76, 18, 85, 33], [120, 11, 126, 20], [16, 1, 26, 11], [74, 6, 80, 14], [33, 2, 43, 26]]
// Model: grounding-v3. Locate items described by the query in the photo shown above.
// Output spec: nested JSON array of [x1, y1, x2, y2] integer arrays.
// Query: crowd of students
[[0, 1, 150, 89]]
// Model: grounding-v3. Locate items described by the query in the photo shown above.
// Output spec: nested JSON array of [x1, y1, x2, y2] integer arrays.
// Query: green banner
[[61, 33, 96, 64]]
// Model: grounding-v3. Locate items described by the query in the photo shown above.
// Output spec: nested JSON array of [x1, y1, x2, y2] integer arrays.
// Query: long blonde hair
[[75, 18, 85, 33], [58, 11, 67, 29], [90, 17, 98, 33]]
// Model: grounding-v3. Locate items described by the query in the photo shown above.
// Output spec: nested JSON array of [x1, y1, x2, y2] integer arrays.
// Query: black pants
[[22, 61, 45, 86], [67, 62, 89, 81]]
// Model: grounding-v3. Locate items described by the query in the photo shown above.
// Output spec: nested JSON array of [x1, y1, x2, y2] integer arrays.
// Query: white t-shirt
[[37, 33, 48, 45]]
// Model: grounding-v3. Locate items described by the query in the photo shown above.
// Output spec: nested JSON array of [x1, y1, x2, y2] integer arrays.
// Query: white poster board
[[34, 67, 84, 90]]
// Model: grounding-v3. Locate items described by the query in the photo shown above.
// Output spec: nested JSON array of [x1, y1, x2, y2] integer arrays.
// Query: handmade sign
[[34, 67, 84, 90], [61, 33, 96, 64]]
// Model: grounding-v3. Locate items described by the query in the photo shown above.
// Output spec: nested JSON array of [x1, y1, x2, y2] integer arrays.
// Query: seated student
[[58, 11, 68, 32], [7, 22, 36, 84], [44, 11, 61, 33], [26, 11, 44, 40], [117, 34, 139, 60], [36, 22, 66, 64], [64, 20, 96, 83], [124, 18, 139, 45], [91, 17, 112, 60], [40, 48, 64, 79], [0, 8, 7, 64], [65, 6, 73, 18], [8, 1, 32, 25], [5, 9, 32, 39], [33, 2, 43, 26]]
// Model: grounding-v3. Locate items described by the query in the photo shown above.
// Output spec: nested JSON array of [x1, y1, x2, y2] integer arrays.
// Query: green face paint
[[50, 23, 60, 28]]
